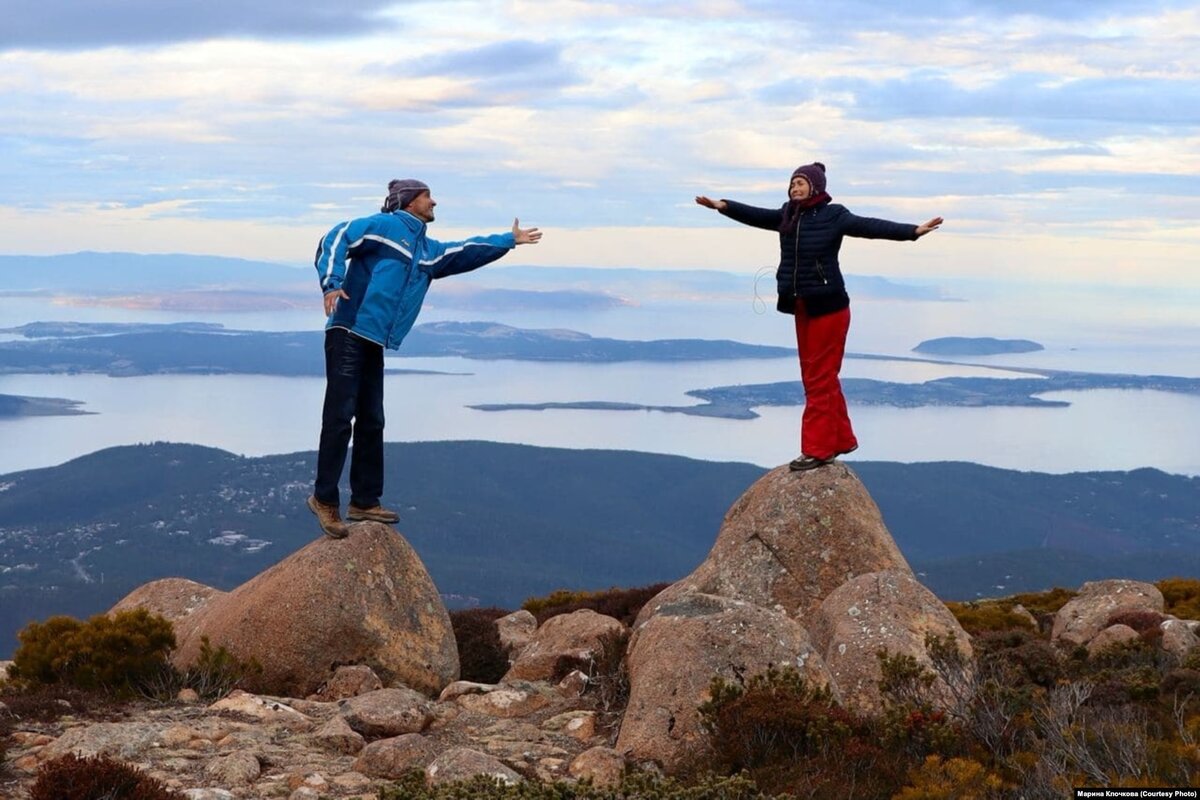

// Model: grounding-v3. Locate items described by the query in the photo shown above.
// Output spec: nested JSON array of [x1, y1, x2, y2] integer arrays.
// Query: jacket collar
[[390, 209, 427, 235]]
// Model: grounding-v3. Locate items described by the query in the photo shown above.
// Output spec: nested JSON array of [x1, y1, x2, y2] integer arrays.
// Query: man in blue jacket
[[308, 178, 542, 538]]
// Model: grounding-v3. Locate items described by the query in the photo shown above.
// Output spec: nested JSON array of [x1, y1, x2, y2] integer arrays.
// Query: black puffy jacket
[[720, 198, 918, 316]]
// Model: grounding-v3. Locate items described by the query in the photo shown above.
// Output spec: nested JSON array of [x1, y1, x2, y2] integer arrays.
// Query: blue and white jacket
[[314, 209, 515, 350]]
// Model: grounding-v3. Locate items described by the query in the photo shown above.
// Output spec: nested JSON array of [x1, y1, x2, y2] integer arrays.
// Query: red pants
[[794, 302, 857, 460]]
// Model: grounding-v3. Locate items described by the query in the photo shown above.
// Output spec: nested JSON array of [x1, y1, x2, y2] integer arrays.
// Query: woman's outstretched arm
[[697, 195, 783, 231]]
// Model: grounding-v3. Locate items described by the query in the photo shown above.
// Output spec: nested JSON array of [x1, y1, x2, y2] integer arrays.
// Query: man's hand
[[323, 288, 349, 316], [916, 217, 944, 237], [695, 195, 727, 211], [513, 218, 542, 245]]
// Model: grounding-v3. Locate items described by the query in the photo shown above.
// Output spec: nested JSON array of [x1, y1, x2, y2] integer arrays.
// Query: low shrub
[[522, 583, 669, 626], [1157, 577, 1200, 620], [946, 601, 1036, 635], [700, 664, 853, 770], [449, 607, 511, 684], [31, 752, 181, 800], [10, 610, 175, 696], [1006, 587, 1077, 615], [893, 755, 1006, 800]]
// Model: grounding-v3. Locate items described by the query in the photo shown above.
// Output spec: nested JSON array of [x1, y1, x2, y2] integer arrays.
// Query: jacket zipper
[[792, 215, 801, 298], [793, 210, 829, 295]]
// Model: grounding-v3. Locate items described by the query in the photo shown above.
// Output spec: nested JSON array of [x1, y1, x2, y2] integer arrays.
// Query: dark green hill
[[1, 442, 1197, 657]]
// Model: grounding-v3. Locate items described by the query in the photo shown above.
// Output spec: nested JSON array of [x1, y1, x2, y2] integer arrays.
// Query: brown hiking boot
[[307, 495, 349, 539], [346, 504, 400, 524]]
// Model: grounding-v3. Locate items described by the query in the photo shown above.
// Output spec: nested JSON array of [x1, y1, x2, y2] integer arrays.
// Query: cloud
[[0, 0, 403, 50]]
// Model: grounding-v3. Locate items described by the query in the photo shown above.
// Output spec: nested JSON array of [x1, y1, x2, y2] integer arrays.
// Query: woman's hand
[[695, 195, 727, 211], [513, 218, 543, 245], [915, 217, 944, 237]]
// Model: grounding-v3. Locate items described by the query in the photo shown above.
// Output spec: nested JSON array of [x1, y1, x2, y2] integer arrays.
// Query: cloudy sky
[[2, 0, 1198, 286]]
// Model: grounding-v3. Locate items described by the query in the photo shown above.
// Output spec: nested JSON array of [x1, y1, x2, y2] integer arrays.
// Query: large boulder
[[503, 609, 626, 682], [809, 570, 973, 714], [109, 577, 224, 644], [1051, 580, 1164, 647], [636, 464, 911, 625], [115, 522, 458, 697], [616, 591, 832, 773]]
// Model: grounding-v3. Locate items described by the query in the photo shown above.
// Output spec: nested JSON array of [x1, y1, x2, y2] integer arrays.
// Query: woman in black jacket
[[696, 163, 942, 471]]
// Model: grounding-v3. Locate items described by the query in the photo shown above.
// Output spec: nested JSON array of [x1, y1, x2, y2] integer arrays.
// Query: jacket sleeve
[[422, 232, 516, 279], [314, 219, 359, 293], [718, 200, 784, 231], [840, 210, 919, 241]]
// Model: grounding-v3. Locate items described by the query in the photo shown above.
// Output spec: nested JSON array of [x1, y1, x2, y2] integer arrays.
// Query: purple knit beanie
[[790, 162, 827, 196], [381, 178, 430, 213]]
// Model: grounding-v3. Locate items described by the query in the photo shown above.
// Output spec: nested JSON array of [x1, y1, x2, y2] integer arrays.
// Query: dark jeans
[[314, 328, 385, 508]]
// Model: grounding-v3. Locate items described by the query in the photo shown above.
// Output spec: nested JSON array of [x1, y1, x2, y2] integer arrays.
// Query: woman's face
[[789, 175, 812, 201]]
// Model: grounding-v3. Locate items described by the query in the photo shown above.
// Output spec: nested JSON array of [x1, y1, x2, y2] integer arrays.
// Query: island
[[470, 369, 1200, 418], [913, 337, 1044, 356], [0, 393, 91, 418], [0, 320, 795, 377]]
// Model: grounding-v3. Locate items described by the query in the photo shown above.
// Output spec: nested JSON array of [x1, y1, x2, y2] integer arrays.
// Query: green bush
[[177, 636, 263, 700], [450, 607, 511, 684], [31, 752, 181, 800], [10, 610, 175, 695], [522, 583, 669, 626]]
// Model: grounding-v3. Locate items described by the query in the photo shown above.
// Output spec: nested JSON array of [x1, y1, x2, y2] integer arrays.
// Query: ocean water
[[1, 281, 1198, 477]]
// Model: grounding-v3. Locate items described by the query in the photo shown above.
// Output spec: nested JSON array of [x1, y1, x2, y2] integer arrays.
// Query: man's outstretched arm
[[424, 218, 542, 279]]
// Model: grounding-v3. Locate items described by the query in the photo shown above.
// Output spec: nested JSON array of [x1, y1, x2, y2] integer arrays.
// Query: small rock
[[287, 771, 329, 791], [535, 757, 568, 782], [161, 724, 194, 748], [458, 686, 550, 718], [1161, 618, 1200, 660], [354, 733, 440, 778], [504, 609, 625, 682], [310, 664, 384, 701], [208, 690, 314, 730], [176, 688, 201, 703], [204, 751, 261, 787], [313, 714, 366, 755], [1087, 624, 1141, 656], [1052, 579, 1164, 646], [496, 610, 538, 657], [14, 754, 40, 774], [184, 790, 236, 800], [556, 670, 589, 697], [570, 746, 626, 789], [330, 771, 374, 791], [426, 746, 522, 786], [438, 680, 496, 702], [289, 789, 320, 800], [340, 687, 433, 737], [1011, 604, 1039, 629], [9, 732, 55, 747], [542, 710, 597, 741]]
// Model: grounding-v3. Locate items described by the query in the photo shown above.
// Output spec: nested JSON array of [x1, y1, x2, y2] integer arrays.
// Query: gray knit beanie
[[381, 179, 430, 213]]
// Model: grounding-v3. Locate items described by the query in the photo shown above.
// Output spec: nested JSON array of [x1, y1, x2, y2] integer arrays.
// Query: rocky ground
[[2, 666, 624, 799]]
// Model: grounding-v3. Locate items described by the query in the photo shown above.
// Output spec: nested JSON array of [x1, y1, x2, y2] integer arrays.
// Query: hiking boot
[[307, 495, 349, 539], [789, 454, 834, 472], [346, 504, 400, 524]]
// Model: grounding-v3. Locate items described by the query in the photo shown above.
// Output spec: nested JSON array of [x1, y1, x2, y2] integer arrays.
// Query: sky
[[2, 0, 1199, 287]]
